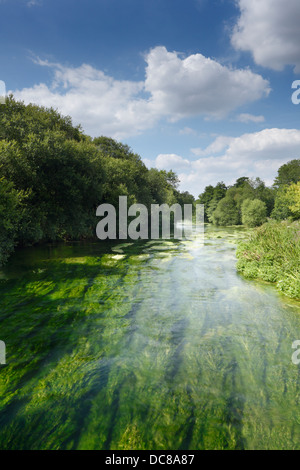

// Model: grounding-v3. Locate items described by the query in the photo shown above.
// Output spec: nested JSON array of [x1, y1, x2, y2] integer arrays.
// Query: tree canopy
[[197, 163, 300, 227], [0, 97, 194, 264]]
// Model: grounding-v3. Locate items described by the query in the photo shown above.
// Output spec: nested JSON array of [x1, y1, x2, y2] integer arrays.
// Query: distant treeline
[[195, 161, 300, 300], [0, 96, 194, 265], [197, 160, 300, 227]]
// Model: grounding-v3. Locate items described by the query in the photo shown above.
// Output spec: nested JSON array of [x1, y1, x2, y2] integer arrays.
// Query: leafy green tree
[[176, 191, 195, 206], [146, 168, 180, 205], [206, 182, 227, 223], [101, 155, 151, 207], [286, 182, 300, 219], [235, 178, 274, 216], [0, 95, 83, 144], [0, 97, 189, 263], [197, 185, 215, 221], [213, 181, 227, 200], [251, 179, 274, 216], [165, 170, 180, 190], [0, 177, 21, 264], [273, 159, 300, 188], [212, 195, 240, 226], [207, 197, 220, 223], [0, 131, 105, 243], [93, 136, 141, 164], [271, 186, 293, 221], [241, 199, 267, 227], [234, 176, 250, 188]]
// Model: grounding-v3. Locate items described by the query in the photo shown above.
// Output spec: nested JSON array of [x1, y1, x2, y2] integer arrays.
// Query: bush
[[286, 182, 300, 219], [212, 196, 240, 226], [236, 220, 300, 299], [241, 198, 267, 227]]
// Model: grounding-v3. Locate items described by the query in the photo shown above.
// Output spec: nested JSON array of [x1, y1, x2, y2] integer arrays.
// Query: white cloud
[[149, 128, 300, 196], [232, 0, 300, 72], [144, 46, 270, 120], [236, 113, 265, 123], [191, 136, 234, 157], [13, 60, 152, 139], [12, 47, 270, 138], [155, 154, 191, 171]]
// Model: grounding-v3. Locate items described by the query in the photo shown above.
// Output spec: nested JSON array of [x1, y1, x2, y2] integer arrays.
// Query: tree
[[273, 159, 300, 188], [197, 185, 215, 222], [101, 155, 151, 207], [234, 176, 250, 188], [147, 168, 170, 205], [0, 97, 189, 263], [213, 181, 227, 200], [205, 182, 227, 223], [0, 177, 21, 264], [241, 199, 267, 227], [212, 195, 240, 226], [0, 131, 105, 243], [286, 182, 300, 219], [252, 180, 274, 216], [176, 191, 195, 206], [0, 95, 83, 144], [207, 197, 220, 223], [165, 170, 180, 189], [271, 186, 293, 221], [93, 136, 141, 165]]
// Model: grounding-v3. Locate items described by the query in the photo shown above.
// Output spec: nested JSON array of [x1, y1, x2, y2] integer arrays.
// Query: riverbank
[[236, 219, 300, 300]]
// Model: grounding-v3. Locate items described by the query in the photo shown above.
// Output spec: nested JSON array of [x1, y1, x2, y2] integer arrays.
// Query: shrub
[[211, 196, 240, 226], [241, 198, 267, 227], [236, 220, 300, 299]]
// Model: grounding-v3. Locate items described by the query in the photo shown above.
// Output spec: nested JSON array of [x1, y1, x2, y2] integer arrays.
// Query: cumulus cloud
[[191, 136, 234, 157], [155, 153, 191, 171], [12, 47, 270, 138], [149, 128, 300, 196], [145, 46, 270, 120], [13, 60, 152, 139], [232, 0, 300, 72]]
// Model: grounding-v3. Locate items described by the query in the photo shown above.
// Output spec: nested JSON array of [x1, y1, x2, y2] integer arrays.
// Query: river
[[0, 226, 299, 449]]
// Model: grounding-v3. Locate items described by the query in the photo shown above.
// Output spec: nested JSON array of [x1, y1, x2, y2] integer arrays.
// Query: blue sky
[[1, 0, 300, 195]]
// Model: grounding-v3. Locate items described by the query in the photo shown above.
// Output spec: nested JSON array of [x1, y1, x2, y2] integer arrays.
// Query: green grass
[[236, 220, 300, 299]]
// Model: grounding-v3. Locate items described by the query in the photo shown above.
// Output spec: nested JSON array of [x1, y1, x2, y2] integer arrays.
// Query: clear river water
[[0, 226, 299, 449]]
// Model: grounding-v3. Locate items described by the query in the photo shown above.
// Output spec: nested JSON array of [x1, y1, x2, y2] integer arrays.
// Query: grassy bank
[[236, 220, 300, 299]]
